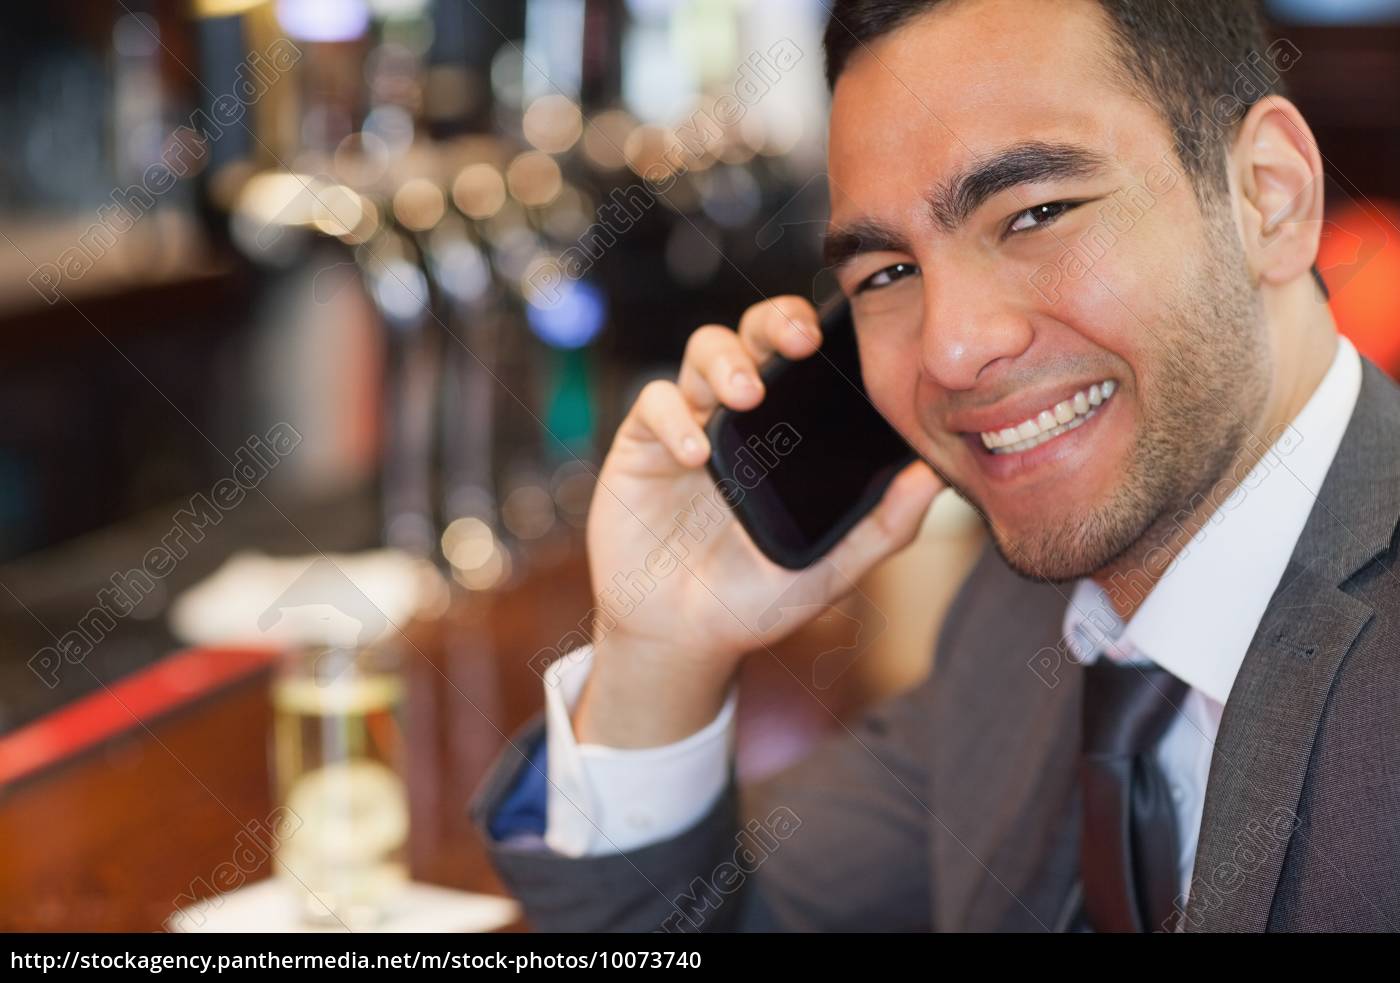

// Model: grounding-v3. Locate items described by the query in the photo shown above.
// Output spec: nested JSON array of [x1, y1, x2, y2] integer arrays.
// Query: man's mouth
[[977, 380, 1117, 456]]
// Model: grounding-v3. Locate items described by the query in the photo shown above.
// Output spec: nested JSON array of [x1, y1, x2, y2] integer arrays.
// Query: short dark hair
[[823, 0, 1287, 196]]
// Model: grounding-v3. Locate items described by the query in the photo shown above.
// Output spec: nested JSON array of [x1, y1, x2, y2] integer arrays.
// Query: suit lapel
[[1182, 565, 1370, 931], [929, 550, 1082, 932], [1185, 360, 1400, 932]]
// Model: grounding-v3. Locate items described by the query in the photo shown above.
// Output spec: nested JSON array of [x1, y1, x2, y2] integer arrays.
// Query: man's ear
[[1231, 95, 1325, 287]]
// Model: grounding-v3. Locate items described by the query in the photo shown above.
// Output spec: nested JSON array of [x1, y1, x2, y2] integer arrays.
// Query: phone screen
[[706, 300, 916, 569]]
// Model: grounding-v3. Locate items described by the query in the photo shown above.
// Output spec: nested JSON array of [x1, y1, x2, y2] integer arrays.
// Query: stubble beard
[[984, 217, 1272, 585]]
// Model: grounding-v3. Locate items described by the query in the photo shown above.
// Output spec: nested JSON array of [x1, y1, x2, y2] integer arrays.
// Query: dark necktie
[[1079, 660, 1190, 933]]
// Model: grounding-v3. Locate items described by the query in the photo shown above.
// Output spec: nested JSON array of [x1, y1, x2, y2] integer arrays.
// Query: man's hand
[[573, 295, 943, 747]]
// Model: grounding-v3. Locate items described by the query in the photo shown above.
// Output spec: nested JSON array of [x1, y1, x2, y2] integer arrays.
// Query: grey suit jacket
[[472, 360, 1400, 932]]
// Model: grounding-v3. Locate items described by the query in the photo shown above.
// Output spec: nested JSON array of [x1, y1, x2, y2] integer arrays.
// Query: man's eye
[[857, 262, 919, 293], [1008, 201, 1076, 234]]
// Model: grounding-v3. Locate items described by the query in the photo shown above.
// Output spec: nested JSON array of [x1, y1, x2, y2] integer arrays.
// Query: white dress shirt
[[539, 337, 1363, 904]]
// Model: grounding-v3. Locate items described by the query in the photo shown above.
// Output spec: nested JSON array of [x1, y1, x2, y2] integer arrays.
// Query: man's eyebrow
[[822, 143, 1112, 267], [822, 220, 910, 269], [928, 142, 1110, 231]]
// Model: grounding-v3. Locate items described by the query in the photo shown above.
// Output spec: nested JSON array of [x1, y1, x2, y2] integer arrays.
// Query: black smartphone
[[705, 298, 917, 570]]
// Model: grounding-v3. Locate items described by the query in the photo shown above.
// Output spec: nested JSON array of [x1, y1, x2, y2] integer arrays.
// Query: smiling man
[[822, 0, 1336, 601], [474, 0, 1400, 932]]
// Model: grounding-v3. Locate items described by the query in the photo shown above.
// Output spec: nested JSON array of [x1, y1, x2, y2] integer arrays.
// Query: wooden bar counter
[[0, 540, 890, 932]]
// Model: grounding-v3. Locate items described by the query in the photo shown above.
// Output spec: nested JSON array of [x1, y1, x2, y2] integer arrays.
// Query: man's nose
[[918, 274, 1034, 391]]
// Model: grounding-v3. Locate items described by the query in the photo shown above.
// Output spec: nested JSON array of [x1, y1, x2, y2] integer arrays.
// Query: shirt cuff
[[542, 645, 736, 857]]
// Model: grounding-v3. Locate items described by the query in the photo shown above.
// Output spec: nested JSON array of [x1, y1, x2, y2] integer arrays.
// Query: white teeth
[[978, 379, 1118, 454]]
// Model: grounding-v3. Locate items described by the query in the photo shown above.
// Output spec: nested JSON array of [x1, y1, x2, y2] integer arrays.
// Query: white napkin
[[168, 550, 448, 649], [167, 877, 520, 933]]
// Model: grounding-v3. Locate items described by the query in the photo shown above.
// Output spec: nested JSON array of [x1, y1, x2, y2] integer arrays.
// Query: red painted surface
[[0, 646, 282, 788]]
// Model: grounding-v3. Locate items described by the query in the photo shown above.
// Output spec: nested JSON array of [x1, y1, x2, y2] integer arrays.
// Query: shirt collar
[[1061, 336, 1363, 704]]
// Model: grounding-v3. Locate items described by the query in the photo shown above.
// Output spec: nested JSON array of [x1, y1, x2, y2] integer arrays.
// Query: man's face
[[827, 0, 1271, 581]]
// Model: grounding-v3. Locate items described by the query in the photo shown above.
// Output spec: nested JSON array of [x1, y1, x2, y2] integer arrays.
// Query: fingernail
[[681, 435, 700, 458], [730, 370, 757, 392]]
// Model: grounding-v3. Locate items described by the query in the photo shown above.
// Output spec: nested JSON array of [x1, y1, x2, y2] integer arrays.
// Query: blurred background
[[1, 0, 1398, 932]]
